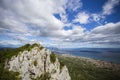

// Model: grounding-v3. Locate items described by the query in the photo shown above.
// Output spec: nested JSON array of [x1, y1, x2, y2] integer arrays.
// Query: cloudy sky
[[0, 0, 120, 48]]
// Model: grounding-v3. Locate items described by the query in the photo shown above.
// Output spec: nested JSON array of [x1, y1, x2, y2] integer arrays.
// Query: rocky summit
[[5, 43, 71, 80]]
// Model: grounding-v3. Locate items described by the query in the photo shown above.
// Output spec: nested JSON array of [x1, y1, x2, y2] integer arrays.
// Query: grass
[[57, 54, 120, 80]]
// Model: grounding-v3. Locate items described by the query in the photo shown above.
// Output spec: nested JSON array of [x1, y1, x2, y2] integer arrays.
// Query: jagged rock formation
[[5, 44, 71, 80]]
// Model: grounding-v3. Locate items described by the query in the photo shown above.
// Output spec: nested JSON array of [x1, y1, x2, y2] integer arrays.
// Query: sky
[[0, 0, 120, 48]]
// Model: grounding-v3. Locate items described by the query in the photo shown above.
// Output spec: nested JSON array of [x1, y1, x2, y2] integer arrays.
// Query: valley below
[[57, 54, 120, 80]]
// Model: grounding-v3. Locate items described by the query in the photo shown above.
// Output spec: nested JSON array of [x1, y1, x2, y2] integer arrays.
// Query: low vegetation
[[50, 52, 56, 63], [33, 60, 38, 66], [59, 60, 65, 71], [57, 54, 120, 80], [31, 43, 44, 50], [0, 66, 20, 80], [39, 72, 51, 80], [0, 48, 20, 80], [31, 72, 51, 80]]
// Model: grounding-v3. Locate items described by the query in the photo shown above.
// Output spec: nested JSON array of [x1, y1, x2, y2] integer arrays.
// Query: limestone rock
[[6, 44, 71, 80]]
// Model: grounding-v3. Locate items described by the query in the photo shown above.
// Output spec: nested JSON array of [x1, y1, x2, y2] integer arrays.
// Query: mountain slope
[[0, 43, 71, 80], [1, 43, 120, 80], [57, 54, 120, 80]]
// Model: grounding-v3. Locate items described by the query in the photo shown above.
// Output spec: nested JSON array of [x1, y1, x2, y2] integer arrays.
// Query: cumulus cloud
[[73, 12, 89, 24], [51, 21, 120, 48], [88, 22, 120, 45], [102, 0, 120, 15], [0, 0, 62, 46], [0, 0, 65, 33], [91, 0, 120, 23], [0, 40, 22, 47], [0, 0, 120, 48], [91, 13, 105, 22], [65, 0, 82, 11], [0, 0, 83, 46], [91, 22, 120, 34], [75, 22, 120, 45]]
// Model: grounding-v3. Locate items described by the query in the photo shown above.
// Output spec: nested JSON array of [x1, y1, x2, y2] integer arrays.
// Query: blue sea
[[48, 48, 120, 64]]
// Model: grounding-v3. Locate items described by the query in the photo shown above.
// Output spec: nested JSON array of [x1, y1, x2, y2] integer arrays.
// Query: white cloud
[[73, 12, 89, 24], [57, 22, 120, 48], [91, 0, 119, 23], [83, 22, 120, 46], [0, 39, 22, 47], [0, 0, 83, 37], [59, 13, 68, 23], [102, 0, 120, 15], [0, 0, 83, 47], [47, 25, 86, 42], [91, 14, 101, 22], [0, 0, 67, 38], [92, 22, 120, 34], [0, 0, 120, 48], [65, 0, 82, 11]]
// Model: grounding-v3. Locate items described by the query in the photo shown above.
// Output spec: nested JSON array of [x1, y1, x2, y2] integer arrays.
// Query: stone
[[6, 44, 71, 80]]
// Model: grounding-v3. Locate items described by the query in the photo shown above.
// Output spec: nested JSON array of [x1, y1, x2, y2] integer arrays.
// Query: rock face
[[6, 44, 71, 80]]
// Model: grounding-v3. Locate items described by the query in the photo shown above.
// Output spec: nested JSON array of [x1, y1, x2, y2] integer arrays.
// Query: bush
[[50, 52, 56, 63], [39, 72, 51, 80], [59, 61, 65, 70], [31, 72, 51, 80], [34, 60, 37, 66]]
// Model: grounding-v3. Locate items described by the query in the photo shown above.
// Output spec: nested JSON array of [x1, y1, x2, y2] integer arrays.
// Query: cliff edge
[[5, 43, 71, 80]]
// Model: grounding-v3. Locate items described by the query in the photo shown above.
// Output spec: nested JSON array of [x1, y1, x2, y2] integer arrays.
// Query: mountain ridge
[[1, 43, 120, 80], [1, 43, 71, 80]]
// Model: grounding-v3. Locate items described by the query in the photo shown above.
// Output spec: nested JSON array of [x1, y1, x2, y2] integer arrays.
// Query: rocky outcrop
[[5, 44, 71, 80]]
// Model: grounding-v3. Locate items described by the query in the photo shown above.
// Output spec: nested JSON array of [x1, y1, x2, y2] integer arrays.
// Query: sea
[[48, 48, 120, 64]]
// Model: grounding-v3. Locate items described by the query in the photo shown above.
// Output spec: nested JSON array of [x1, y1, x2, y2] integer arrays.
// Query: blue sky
[[0, 0, 120, 48]]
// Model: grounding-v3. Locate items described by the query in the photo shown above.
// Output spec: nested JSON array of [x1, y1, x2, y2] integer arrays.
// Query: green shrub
[[51, 69, 56, 74], [50, 52, 56, 63], [34, 60, 37, 66], [0, 65, 20, 80], [31, 72, 51, 80], [18, 43, 43, 52], [59, 61, 65, 70], [31, 43, 39, 48], [31, 43, 44, 50], [39, 72, 51, 80]]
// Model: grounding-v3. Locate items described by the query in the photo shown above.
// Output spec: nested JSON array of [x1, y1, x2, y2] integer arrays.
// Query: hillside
[[1, 43, 120, 80], [0, 43, 71, 80], [57, 54, 120, 80]]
